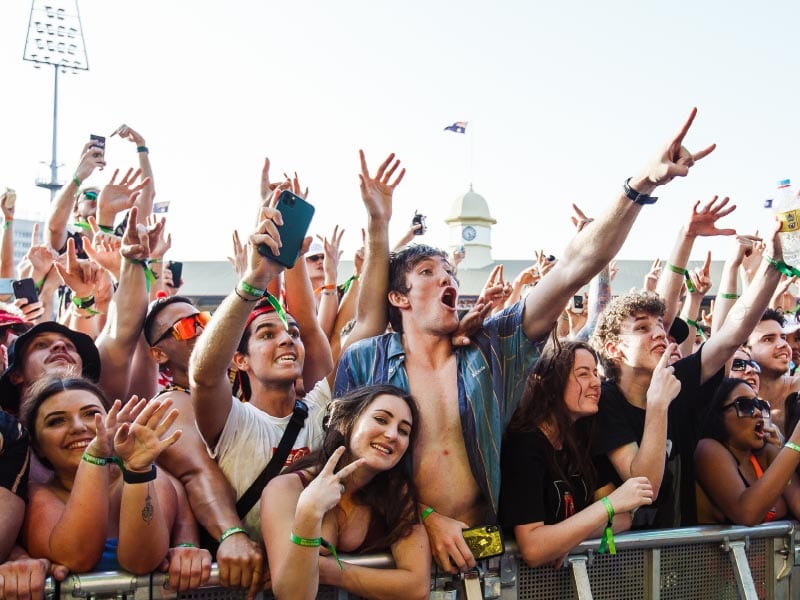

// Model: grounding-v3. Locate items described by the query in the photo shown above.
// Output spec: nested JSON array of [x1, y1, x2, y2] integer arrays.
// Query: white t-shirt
[[209, 379, 331, 540]]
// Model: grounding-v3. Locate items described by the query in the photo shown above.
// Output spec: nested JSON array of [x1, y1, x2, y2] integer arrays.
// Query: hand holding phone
[[13, 278, 39, 304], [257, 190, 315, 268], [462, 524, 504, 560], [572, 295, 585, 314], [412, 211, 427, 235]]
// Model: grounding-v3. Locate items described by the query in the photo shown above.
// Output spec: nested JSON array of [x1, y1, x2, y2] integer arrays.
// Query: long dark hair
[[506, 339, 598, 493], [285, 384, 420, 551], [700, 378, 754, 444]]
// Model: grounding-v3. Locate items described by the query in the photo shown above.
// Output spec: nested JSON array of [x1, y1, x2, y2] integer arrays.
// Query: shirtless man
[[335, 108, 717, 571]]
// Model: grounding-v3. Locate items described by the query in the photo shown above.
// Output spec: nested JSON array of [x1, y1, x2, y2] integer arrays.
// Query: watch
[[623, 178, 658, 205], [462, 225, 476, 241]]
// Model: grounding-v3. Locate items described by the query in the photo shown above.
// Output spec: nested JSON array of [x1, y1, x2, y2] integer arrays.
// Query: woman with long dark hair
[[500, 340, 653, 567], [261, 384, 429, 600], [695, 377, 800, 524]]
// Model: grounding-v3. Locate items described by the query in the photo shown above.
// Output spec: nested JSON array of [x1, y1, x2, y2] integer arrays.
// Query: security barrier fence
[[41, 520, 800, 599]]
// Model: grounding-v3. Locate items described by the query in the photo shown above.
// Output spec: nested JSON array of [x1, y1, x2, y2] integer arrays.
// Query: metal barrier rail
[[41, 521, 800, 599]]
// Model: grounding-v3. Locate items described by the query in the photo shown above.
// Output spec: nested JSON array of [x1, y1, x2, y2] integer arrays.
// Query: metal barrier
[[41, 521, 800, 599]]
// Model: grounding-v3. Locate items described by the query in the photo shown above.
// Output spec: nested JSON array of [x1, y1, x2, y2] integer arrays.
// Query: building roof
[[445, 186, 497, 224]]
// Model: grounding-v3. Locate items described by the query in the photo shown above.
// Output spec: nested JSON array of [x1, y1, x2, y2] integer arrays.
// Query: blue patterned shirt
[[333, 301, 544, 519]]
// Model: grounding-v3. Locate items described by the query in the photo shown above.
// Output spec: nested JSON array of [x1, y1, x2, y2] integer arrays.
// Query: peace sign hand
[[296, 447, 365, 520]]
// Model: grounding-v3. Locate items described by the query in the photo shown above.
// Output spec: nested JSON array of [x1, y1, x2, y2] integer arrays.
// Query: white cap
[[307, 240, 324, 256]]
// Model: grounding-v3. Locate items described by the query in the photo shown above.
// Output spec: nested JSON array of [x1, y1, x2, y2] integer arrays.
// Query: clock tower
[[445, 185, 496, 269]]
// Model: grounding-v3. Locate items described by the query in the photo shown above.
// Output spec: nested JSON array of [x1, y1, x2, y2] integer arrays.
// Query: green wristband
[[238, 280, 266, 298], [420, 507, 435, 521], [666, 263, 696, 293], [72, 174, 82, 187], [719, 293, 739, 300], [176, 542, 198, 548], [765, 256, 800, 278], [81, 451, 112, 466], [785, 441, 800, 454], [598, 496, 617, 555], [219, 526, 248, 544], [126, 258, 157, 292]]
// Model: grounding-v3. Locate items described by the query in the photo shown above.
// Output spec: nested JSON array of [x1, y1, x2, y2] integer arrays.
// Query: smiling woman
[[17, 376, 209, 581], [260, 384, 430, 600], [695, 378, 800, 525], [499, 340, 654, 568]]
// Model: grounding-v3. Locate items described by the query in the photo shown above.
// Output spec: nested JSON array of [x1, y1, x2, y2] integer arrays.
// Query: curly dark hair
[[387, 244, 451, 333], [506, 338, 599, 494], [285, 384, 420, 551], [591, 290, 665, 381]]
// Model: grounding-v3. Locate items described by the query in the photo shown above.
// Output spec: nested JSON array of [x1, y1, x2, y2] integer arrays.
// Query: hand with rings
[[296, 447, 366, 518]]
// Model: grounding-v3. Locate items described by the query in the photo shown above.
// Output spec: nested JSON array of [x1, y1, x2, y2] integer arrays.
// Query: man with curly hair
[[592, 245, 784, 527]]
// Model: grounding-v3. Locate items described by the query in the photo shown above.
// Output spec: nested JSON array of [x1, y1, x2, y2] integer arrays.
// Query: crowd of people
[[2, 110, 800, 599]]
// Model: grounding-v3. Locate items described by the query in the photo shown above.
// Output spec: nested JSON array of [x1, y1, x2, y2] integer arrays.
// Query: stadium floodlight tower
[[22, 0, 89, 202]]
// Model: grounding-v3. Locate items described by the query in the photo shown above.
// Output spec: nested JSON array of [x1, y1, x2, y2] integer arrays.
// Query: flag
[[764, 199, 773, 209], [153, 200, 170, 213], [444, 121, 468, 134]]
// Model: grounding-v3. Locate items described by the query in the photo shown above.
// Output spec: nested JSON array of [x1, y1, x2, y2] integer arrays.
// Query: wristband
[[137, 145, 149, 154], [3, 219, 11, 231], [321, 291, 336, 297], [176, 543, 198, 548], [234, 287, 259, 302], [719, 292, 739, 300], [765, 256, 800, 278], [34, 278, 45, 293], [314, 283, 337, 294], [72, 294, 96, 309], [420, 507, 435, 521], [623, 177, 658, 206], [598, 497, 616, 555], [72, 174, 82, 187], [238, 280, 266, 298], [666, 263, 697, 293], [125, 258, 157, 292], [149, 258, 163, 263], [219, 526, 248, 544], [685, 319, 707, 341], [98, 224, 115, 234], [341, 274, 360, 294], [785, 441, 800, 454], [82, 451, 112, 466], [289, 533, 343, 571], [122, 463, 157, 484]]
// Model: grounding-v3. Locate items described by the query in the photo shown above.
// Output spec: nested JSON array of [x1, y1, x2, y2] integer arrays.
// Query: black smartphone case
[[258, 191, 315, 268]]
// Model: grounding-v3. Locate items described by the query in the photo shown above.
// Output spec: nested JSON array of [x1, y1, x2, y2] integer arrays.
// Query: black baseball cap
[[668, 317, 690, 345]]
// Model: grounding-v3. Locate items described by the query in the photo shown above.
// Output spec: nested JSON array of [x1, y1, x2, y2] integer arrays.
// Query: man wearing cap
[[746, 309, 800, 433], [591, 238, 785, 527], [190, 188, 333, 547]]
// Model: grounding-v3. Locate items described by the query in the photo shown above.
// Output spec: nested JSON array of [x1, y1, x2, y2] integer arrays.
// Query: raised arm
[[523, 108, 717, 341], [111, 125, 155, 220], [656, 196, 736, 328], [316, 226, 344, 340], [46, 142, 105, 253], [713, 235, 760, 335], [700, 223, 784, 383], [190, 200, 285, 444], [94, 205, 161, 402]]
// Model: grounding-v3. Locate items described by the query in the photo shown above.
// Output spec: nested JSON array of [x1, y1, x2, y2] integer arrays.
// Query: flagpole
[[469, 123, 474, 189]]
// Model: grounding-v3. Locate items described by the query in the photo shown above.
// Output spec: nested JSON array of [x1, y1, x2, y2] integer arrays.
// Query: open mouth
[[441, 287, 457, 309], [276, 354, 297, 364], [754, 420, 765, 439]]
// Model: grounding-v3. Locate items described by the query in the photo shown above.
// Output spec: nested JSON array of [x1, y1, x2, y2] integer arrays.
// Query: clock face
[[462, 226, 476, 241]]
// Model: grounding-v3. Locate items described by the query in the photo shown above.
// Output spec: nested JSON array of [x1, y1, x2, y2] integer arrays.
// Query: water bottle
[[776, 179, 800, 268]]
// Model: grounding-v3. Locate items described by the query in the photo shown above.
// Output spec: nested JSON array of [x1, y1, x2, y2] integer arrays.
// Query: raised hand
[[358, 150, 405, 223], [120, 206, 164, 261], [25, 222, 58, 280], [148, 215, 172, 260], [319, 225, 344, 281], [114, 397, 182, 472], [1, 189, 15, 222], [247, 188, 286, 283], [97, 169, 150, 223], [685, 196, 737, 238], [227, 230, 247, 278], [643, 258, 662, 292], [53, 237, 100, 298], [451, 300, 493, 347], [638, 107, 716, 191], [570, 203, 594, 233], [296, 447, 365, 518], [85, 398, 134, 458], [687, 252, 713, 296], [74, 140, 106, 180], [111, 124, 146, 147]]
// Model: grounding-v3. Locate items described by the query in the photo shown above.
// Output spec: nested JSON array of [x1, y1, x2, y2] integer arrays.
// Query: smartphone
[[13, 278, 39, 304], [166, 261, 183, 288], [3, 188, 16, 210], [462, 524, 504, 560], [572, 295, 584, 314], [411, 211, 427, 235], [89, 134, 106, 150], [257, 190, 315, 268]]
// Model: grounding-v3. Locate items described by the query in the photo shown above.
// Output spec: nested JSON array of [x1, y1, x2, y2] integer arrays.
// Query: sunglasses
[[153, 311, 211, 344], [721, 396, 771, 419], [305, 254, 324, 262], [82, 190, 98, 201], [731, 358, 761, 374]]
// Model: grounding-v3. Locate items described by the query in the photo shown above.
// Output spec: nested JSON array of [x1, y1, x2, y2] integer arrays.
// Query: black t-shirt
[[594, 347, 723, 528], [499, 428, 610, 528], [0, 410, 29, 501]]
